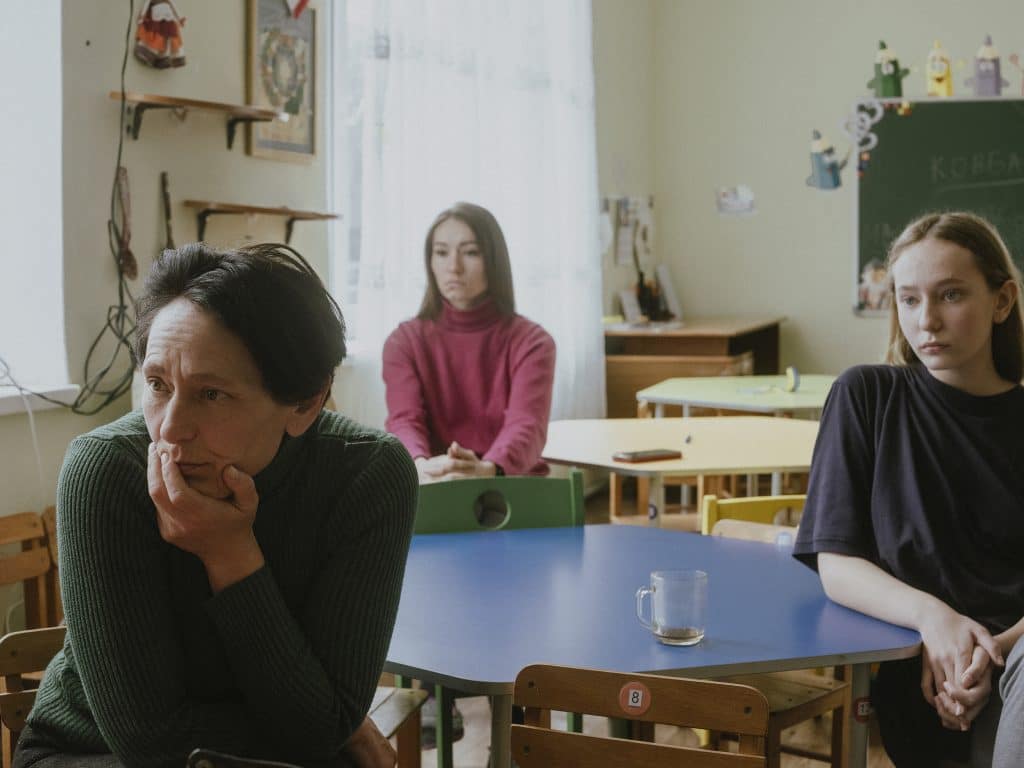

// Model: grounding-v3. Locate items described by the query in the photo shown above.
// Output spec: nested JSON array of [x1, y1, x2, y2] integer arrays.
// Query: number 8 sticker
[[618, 681, 652, 715]]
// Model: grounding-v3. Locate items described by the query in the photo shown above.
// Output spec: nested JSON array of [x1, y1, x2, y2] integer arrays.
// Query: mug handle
[[635, 586, 653, 629]]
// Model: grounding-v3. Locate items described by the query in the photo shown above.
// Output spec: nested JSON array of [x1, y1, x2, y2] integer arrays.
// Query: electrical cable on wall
[[1, 0, 138, 416]]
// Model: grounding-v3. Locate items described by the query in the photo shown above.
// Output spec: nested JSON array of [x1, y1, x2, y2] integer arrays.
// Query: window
[[0, 1, 69, 405]]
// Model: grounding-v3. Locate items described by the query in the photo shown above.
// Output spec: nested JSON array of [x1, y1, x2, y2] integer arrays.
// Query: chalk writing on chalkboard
[[854, 98, 1024, 316]]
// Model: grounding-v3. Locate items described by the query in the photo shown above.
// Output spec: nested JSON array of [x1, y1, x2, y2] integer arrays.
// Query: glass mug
[[635, 569, 708, 646]]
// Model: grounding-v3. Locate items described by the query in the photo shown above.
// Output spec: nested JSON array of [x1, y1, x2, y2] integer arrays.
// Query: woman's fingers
[[222, 465, 257, 511], [972, 627, 1005, 668], [920, 660, 937, 705], [960, 645, 991, 688]]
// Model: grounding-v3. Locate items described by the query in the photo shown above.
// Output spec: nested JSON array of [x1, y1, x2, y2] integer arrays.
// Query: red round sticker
[[852, 696, 873, 723], [618, 681, 652, 716]]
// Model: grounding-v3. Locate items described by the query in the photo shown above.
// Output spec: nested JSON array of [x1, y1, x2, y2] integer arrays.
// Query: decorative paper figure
[[134, 0, 185, 68], [285, 0, 310, 18], [858, 259, 891, 311], [867, 41, 909, 98], [842, 99, 883, 178], [926, 40, 953, 97], [966, 35, 1009, 96], [806, 130, 848, 190], [1009, 53, 1024, 97]]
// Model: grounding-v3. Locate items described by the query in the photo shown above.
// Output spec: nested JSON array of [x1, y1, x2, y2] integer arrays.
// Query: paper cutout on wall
[[715, 185, 756, 215], [925, 40, 953, 97], [806, 131, 848, 190], [867, 41, 909, 98], [965, 34, 1010, 96]]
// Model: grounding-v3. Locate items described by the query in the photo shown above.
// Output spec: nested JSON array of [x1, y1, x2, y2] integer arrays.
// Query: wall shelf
[[109, 91, 286, 149], [183, 200, 339, 243]]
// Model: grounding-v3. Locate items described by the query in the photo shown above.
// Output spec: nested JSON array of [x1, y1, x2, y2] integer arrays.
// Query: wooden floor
[[412, 482, 896, 768]]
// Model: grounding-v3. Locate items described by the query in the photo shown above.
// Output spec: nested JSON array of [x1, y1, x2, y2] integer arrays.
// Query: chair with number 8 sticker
[[511, 664, 769, 767]]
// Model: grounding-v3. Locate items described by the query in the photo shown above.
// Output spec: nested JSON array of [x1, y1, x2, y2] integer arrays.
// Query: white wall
[[592, 0, 656, 313], [595, 0, 1024, 374], [0, 1, 330, 625]]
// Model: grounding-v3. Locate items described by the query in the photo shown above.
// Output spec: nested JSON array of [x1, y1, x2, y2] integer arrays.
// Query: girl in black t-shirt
[[795, 212, 1024, 767]]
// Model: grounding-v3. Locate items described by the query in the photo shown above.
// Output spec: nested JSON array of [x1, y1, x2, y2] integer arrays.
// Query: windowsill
[[0, 384, 79, 417]]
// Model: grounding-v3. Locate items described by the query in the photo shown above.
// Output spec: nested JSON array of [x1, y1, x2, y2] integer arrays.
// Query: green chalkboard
[[855, 98, 1024, 314]]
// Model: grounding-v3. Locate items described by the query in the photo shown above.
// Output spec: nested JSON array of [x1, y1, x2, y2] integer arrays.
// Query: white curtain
[[331, 0, 605, 429]]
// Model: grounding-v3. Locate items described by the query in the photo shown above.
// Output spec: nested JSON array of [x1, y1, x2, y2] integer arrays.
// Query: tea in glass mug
[[635, 569, 708, 646]]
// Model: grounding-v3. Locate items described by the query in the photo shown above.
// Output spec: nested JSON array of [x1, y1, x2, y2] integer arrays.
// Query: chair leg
[[435, 684, 455, 768], [766, 721, 782, 768], [566, 712, 583, 733], [396, 706, 421, 768], [636, 477, 650, 518], [609, 472, 623, 519]]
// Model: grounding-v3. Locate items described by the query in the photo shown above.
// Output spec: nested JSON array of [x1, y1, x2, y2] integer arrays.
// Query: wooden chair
[[188, 688, 427, 768], [511, 664, 769, 767], [186, 687, 428, 768], [701, 494, 851, 768], [403, 471, 585, 768], [0, 512, 55, 631], [0, 626, 424, 768], [0, 626, 67, 768], [40, 507, 62, 627]]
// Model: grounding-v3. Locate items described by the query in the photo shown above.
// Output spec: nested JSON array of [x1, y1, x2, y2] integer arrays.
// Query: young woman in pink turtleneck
[[383, 202, 556, 483]]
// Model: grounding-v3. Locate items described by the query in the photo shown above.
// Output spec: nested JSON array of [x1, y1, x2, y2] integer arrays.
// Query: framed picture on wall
[[247, 0, 316, 161]]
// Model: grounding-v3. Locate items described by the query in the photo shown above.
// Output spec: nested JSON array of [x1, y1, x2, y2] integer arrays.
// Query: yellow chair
[[512, 664, 769, 768], [701, 493, 806, 535], [701, 494, 850, 768]]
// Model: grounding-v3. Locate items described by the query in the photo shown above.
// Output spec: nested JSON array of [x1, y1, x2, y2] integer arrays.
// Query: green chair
[[400, 470, 585, 768]]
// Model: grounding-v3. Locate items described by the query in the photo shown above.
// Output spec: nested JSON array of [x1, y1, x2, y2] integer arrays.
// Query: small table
[[543, 417, 818, 524], [385, 526, 920, 768], [637, 374, 835, 418], [604, 315, 785, 418]]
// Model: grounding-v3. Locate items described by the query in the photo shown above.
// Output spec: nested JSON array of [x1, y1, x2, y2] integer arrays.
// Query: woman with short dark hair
[[382, 202, 556, 484], [17, 243, 415, 768]]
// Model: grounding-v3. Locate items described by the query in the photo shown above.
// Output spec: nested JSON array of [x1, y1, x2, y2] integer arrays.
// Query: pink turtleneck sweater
[[382, 299, 556, 476]]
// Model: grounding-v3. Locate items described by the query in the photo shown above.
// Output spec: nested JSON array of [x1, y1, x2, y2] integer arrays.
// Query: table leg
[[654, 403, 665, 418], [849, 663, 870, 767], [649, 475, 665, 525], [489, 693, 512, 768], [770, 471, 782, 496], [746, 473, 757, 496]]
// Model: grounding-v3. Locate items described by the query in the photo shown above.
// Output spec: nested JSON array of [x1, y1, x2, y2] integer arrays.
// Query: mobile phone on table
[[611, 448, 682, 463]]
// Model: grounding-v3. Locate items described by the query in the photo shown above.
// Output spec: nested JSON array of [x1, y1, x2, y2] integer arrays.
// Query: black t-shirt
[[794, 364, 1024, 633]]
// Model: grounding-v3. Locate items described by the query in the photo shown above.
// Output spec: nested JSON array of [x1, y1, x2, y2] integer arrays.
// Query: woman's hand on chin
[[148, 444, 265, 592]]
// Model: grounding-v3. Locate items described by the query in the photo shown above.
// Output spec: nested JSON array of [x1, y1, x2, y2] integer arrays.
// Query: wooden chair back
[[0, 626, 67, 768], [0, 513, 54, 630], [701, 494, 805, 536], [40, 507, 61, 627], [512, 664, 768, 768], [414, 470, 585, 534]]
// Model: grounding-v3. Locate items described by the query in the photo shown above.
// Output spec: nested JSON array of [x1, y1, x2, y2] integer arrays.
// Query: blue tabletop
[[385, 526, 920, 693]]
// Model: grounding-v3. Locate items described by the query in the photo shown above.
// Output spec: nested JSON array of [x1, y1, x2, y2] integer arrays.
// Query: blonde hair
[[884, 211, 1024, 382]]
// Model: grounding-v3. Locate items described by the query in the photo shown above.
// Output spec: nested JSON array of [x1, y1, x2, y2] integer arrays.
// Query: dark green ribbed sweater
[[27, 410, 417, 768]]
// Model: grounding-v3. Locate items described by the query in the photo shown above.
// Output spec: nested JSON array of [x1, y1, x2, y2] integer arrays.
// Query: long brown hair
[[417, 202, 515, 320], [884, 211, 1024, 382]]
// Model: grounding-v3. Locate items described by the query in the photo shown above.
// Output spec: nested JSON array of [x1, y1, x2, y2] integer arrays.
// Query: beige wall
[[0, 1, 329, 622], [595, 0, 1023, 373], [592, 0, 656, 313]]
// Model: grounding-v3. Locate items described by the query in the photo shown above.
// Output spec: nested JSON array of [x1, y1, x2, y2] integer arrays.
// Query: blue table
[[385, 525, 919, 768]]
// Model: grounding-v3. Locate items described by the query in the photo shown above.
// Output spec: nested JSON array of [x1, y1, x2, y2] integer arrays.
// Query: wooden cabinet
[[604, 316, 784, 418]]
